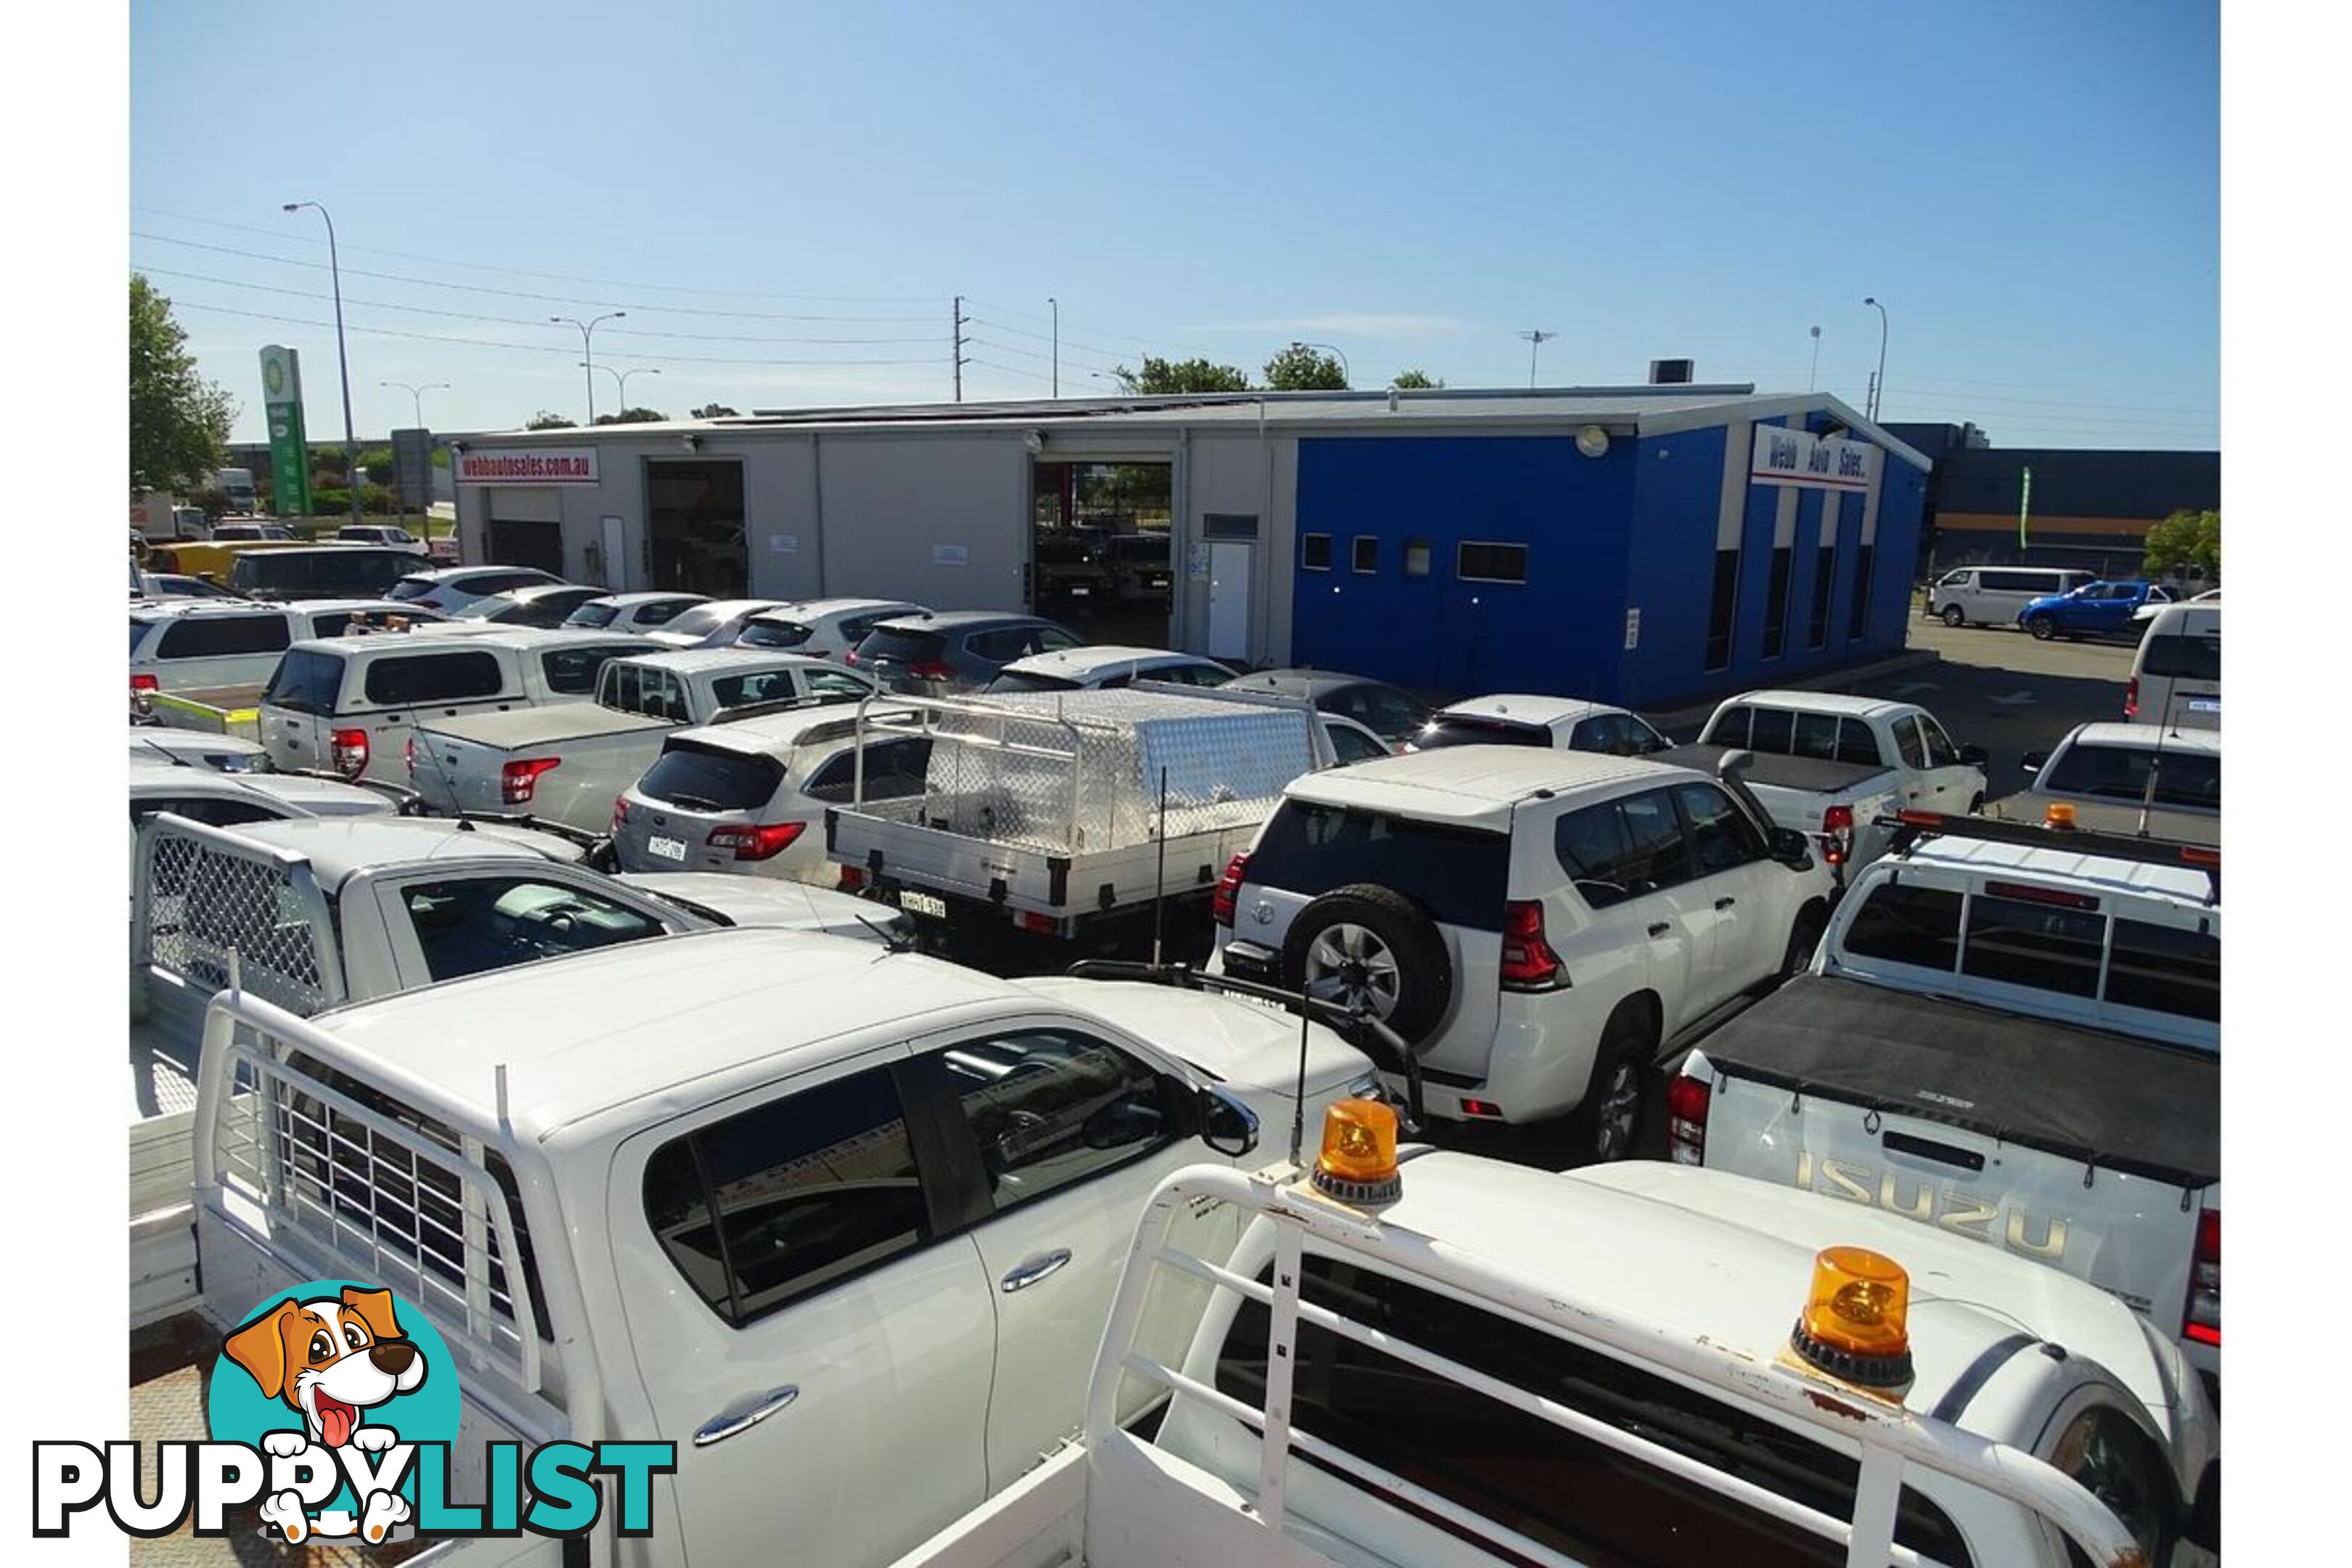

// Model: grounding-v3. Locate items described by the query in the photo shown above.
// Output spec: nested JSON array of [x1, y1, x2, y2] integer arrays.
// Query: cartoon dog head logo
[[213, 1281, 457, 1545]]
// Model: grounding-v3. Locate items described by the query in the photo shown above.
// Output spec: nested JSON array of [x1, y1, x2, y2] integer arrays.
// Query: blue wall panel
[[1614, 425, 1729, 709]]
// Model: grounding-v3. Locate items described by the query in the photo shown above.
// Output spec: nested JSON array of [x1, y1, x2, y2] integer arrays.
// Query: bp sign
[[259, 345, 313, 519]]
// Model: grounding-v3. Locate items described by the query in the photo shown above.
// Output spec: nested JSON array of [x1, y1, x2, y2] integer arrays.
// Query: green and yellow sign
[[260, 345, 313, 518]]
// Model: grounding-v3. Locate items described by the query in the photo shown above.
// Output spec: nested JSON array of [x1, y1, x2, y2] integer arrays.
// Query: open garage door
[[648, 460, 748, 596], [483, 487, 565, 575], [1031, 460, 1172, 645]]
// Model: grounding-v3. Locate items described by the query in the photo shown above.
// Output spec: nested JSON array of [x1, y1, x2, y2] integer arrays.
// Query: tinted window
[[738, 618, 814, 649], [1918, 716, 1961, 768], [2106, 919, 2220, 1021], [2041, 743, 2220, 809], [710, 670, 806, 711], [799, 736, 933, 804], [942, 1031, 1173, 1210], [856, 627, 948, 663], [804, 669, 873, 699], [1961, 893, 2104, 997], [1893, 718, 1928, 769], [1704, 548, 1739, 671], [1410, 716, 1549, 751], [1300, 534, 1333, 571], [635, 598, 693, 627], [2141, 630, 2221, 682], [231, 549, 410, 598], [643, 1066, 928, 1328], [400, 876, 665, 984], [1839, 883, 1962, 970], [564, 602, 621, 628], [987, 671, 1082, 694], [264, 648, 345, 714], [1749, 706, 1795, 754], [966, 628, 1033, 663], [128, 793, 286, 830], [1214, 1257, 1972, 1568], [1834, 718, 1882, 767], [638, 742, 783, 812], [154, 615, 290, 660], [362, 651, 506, 706], [1344, 685, 1429, 739], [1247, 804, 1510, 931], [542, 645, 624, 697], [131, 619, 157, 656], [607, 663, 690, 720], [1458, 541, 1528, 584], [1352, 536, 1379, 573], [1326, 724, 1388, 764], [387, 576, 438, 603], [1703, 705, 1752, 747], [1553, 789, 1691, 907], [1675, 783, 1766, 875], [1034, 626, 1084, 653]]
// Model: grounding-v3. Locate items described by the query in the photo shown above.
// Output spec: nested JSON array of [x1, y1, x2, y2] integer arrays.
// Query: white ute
[[161, 932, 1380, 1567], [889, 1102, 2216, 1568]]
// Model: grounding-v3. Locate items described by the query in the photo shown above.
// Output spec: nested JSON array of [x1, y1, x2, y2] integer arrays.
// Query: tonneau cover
[[1703, 975, 2218, 1187], [1655, 743, 1888, 798]]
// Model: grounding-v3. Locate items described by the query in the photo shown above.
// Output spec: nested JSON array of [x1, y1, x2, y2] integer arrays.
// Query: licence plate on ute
[[646, 834, 688, 862], [2187, 698, 2220, 714], [899, 890, 948, 920]]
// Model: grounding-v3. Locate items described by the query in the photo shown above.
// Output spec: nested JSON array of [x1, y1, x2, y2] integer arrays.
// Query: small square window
[[1352, 536, 1379, 573], [1301, 533, 1333, 571], [1403, 539, 1432, 578], [1457, 542, 1528, 584]]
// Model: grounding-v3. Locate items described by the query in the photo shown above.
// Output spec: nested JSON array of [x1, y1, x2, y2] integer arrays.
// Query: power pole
[[1519, 329, 1558, 388], [952, 295, 970, 403]]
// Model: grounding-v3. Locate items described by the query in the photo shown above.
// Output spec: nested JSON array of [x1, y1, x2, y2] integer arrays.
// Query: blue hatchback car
[[2017, 579, 2174, 640]]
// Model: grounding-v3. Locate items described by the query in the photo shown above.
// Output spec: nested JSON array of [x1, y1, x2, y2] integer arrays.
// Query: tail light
[[1014, 910, 1058, 935], [330, 727, 369, 778], [1666, 1074, 1710, 1165], [131, 672, 159, 693], [910, 659, 955, 682], [404, 737, 417, 777], [2123, 674, 2139, 720], [2184, 1209, 2218, 1347], [1499, 899, 1564, 990], [1212, 853, 1250, 926], [501, 756, 561, 805], [707, 820, 806, 862], [838, 865, 866, 891], [1821, 803, 1855, 866], [611, 795, 630, 831], [843, 648, 861, 665]]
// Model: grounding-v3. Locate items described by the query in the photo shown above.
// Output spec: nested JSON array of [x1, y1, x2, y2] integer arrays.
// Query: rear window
[[986, 671, 1081, 693], [563, 602, 621, 628], [657, 605, 730, 640], [2105, 919, 2220, 1021], [709, 670, 806, 711], [2040, 743, 2220, 809], [1839, 883, 1964, 970], [2140, 629, 2221, 682], [264, 648, 346, 715], [230, 549, 411, 598], [1410, 715, 1551, 751], [1961, 893, 2104, 998], [387, 576, 438, 602], [799, 737, 934, 804], [856, 626, 948, 663], [637, 741, 784, 812], [542, 645, 626, 696], [1246, 802, 1510, 931], [153, 614, 290, 660], [361, 650, 507, 706], [1707, 706, 1882, 767], [738, 618, 813, 649]]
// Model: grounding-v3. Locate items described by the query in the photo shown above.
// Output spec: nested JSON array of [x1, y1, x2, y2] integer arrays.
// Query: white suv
[[1208, 746, 1835, 1161]]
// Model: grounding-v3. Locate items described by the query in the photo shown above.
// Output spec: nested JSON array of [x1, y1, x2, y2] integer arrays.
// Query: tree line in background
[[2142, 508, 2220, 579], [130, 274, 234, 498], [1111, 349, 1442, 394]]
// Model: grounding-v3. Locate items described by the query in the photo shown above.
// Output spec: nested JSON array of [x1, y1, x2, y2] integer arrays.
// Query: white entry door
[[599, 514, 627, 589], [1207, 541, 1252, 661]]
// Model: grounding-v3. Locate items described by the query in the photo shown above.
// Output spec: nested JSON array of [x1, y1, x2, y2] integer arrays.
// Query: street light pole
[[1863, 297, 1889, 420], [1048, 297, 1058, 397], [1288, 339, 1350, 388], [380, 379, 449, 430], [284, 200, 361, 525], [553, 311, 627, 422], [1808, 326, 1822, 393], [1519, 329, 1558, 388], [582, 362, 660, 411]]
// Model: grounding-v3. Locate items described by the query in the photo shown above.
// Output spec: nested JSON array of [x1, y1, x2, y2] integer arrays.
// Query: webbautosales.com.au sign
[[455, 449, 600, 485]]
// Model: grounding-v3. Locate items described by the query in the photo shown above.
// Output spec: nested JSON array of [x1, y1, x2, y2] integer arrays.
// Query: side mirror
[[1958, 743, 1990, 767], [1768, 827, 1813, 868], [2018, 750, 2046, 775], [1198, 1085, 1260, 1159]]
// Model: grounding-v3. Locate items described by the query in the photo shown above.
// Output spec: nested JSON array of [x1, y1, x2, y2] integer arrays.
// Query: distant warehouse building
[[452, 385, 1930, 709]]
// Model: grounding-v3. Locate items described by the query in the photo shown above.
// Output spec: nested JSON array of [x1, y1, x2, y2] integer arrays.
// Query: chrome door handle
[[1000, 1249, 1074, 1293], [1646, 921, 1671, 938], [693, 1384, 799, 1447], [1713, 897, 1736, 911]]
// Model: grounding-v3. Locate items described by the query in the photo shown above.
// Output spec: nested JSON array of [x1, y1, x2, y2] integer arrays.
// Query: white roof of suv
[[2056, 721, 2220, 758], [1282, 746, 1679, 830], [1720, 689, 1914, 720], [995, 646, 1231, 684]]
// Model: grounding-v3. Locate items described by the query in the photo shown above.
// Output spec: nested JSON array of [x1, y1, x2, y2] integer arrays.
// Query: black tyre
[[1280, 883, 1453, 1046], [1940, 604, 1965, 628], [1776, 903, 1829, 986], [1561, 1003, 1655, 1167], [2028, 613, 2057, 641]]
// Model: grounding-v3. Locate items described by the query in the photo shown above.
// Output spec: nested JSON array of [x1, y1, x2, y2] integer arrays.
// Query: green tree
[[129, 274, 235, 496], [1391, 368, 1443, 389], [2142, 508, 2220, 579], [356, 445, 393, 485], [526, 410, 578, 430], [593, 407, 669, 425], [1111, 356, 1253, 394], [1262, 344, 1349, 391], [691, 402, 740, 418]]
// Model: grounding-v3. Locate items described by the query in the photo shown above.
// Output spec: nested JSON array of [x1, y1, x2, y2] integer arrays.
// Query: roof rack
[[1877, 808, 2218, 905]]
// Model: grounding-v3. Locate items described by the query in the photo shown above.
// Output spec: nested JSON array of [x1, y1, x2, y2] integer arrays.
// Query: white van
[[2128, 600, 2220, 730], [1927, 565, 2096, 627]]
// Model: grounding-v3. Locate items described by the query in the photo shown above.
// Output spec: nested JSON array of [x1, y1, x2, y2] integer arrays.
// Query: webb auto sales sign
[[455, 448, 600, 486]]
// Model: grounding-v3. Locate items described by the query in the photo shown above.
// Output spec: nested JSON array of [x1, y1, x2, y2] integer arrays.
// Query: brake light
[[1461, 1098, 1504, 1119], [1666, 1074, 1710, 1165], [843, 648, 860, 665], [611, 795, 630, 830], [1014, 910, 1058, 934], [330, 727, 369, 778], [131, 672, 159, 693], [1212, 853, 1251, 926], [2185, 1209, 2218, 1347], [838, 865, 865, 891], [2124, 674, 2139, 720], [1821, 804, 1855, 867], [1499, 899, 1564, 990], [707, 820, 806, 861], [1984, 878, 2100, 912], [404, 736, 417, 777], [910, 659, 955, 682], [501, 756, 561, 805]]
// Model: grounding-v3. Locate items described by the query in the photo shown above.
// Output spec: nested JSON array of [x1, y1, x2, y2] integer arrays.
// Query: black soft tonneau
[[1703, 975, 2218, 1187], [1654, 743, 1888, 798]]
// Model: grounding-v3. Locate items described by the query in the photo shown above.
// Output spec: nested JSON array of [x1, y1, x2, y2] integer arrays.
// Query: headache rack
[[1880, 808, 2218, 905], [1085, 1164, 2152, 1568]]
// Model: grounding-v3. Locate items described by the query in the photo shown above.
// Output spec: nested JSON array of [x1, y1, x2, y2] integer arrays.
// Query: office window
[[1300, 533, 1333, 571], [1457, 542, 1528, 584], [1703, 549, 1740, 672], [1203, 513, 1259, 540], [1762, 547, 1794, 659], [1848, 545, 1874, 639], [1808, 547, 1837, 649], [1403, 539, 1432, 578], [1352, 536, 1380, 573]]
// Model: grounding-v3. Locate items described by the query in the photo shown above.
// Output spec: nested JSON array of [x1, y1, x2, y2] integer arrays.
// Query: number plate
[[899, 890, 948, 920], [646, 834, 688, 862], [2186, 698, 2220, 714], [1069, 586, 1090, 596]]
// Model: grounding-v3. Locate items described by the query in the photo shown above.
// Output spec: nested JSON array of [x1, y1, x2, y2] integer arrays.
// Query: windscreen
[[564, 602, 621, 628], [738, 619, 814, 649], [1246, 801, 1510, 931], [637, 741, 784, 812], [1409, 716, 1550, 751], [2041, 743, 2220, 809]]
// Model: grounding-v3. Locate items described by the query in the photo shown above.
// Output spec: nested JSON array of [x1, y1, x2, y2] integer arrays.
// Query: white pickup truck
[[129, 813, 909, 1326], [405, 648, 878, 830], [1671, 808, 2221, 1396], [148, 932, 1379, 1565], [886, 1109, 2216, 1568], [1661, 691, 1988, 879]]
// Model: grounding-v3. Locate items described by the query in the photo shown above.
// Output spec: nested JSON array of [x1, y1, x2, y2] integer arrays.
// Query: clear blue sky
[[130, 0, 2218, 449]]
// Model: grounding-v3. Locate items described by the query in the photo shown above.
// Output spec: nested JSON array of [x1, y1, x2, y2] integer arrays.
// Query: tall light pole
[[582, 362, 659, 412], [1289, 339, 1350, 388], [283, 200, 361, 525], [553, 311, 627, 422], [1519, 329, 1557, 388], [1048, 297, 1058, 397], [1807, 327, 1822, 393], [1863, 296, 1889, 420], [380, 379, 449, 430]]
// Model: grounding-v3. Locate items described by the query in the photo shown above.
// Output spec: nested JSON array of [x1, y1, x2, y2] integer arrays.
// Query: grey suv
[[846, 611, 1083, 695]]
